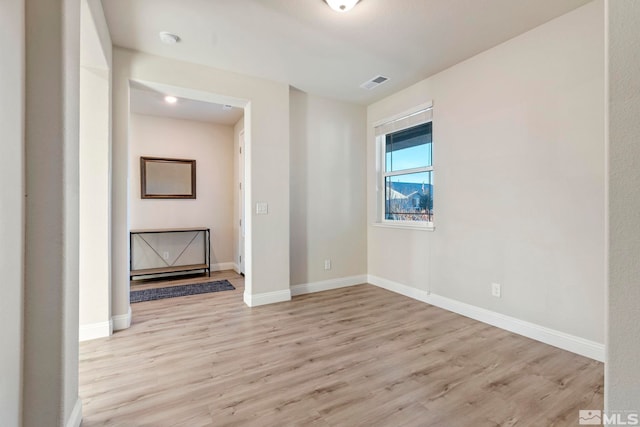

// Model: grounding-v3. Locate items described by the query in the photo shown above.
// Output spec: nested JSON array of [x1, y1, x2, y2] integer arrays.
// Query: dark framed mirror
[[140, 156, 196, 199]]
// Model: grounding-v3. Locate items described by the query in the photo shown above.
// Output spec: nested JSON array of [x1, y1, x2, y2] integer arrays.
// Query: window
[[376, 106, 433, 227]]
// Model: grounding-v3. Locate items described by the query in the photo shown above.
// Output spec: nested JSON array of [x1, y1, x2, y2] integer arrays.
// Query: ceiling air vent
[[360, 75, 389, 90]]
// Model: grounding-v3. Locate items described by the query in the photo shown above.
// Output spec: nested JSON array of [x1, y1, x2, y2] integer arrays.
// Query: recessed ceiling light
[[324, 0, 361, 13], [159, 31, 181, 44], [164, 95, 178, 104]]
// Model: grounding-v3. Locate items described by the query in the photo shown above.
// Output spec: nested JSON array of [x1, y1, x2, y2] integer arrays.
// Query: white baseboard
[[65, 398, 82, 427], [291, 275, 368, 297], [367, 275, 605, 362], [211, 262, 236, 272], [232, 263, 244, 275], [244, 289, 291, 307], [112, 306, 132, 331], [368, 275, 431, 303], [79, 319, 113, 342], [244, 274, 367, 306]]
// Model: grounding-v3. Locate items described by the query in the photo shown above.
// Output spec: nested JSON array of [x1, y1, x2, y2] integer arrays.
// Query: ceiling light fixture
[[324, 0, 361, 13], [159, 31, 181, 44], [164, 95, 178, 104]]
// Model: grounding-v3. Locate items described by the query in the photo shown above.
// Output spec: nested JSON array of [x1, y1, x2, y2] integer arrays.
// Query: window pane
[[385, 171, 433, 222], [385, 122, 432, 172]]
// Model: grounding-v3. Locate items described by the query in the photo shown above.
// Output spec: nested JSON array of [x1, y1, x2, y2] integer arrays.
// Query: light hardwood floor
[[79, 272, 603, 426]]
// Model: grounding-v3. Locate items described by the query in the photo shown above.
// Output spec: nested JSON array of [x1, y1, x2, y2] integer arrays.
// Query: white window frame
[[375, 103, 434, 230]]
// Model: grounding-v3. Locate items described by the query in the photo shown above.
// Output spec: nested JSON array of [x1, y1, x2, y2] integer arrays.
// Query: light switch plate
[[256, 202, 268, 215]]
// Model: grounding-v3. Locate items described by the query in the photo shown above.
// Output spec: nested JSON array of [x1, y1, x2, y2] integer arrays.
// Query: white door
[[238, 130, 245, 275]]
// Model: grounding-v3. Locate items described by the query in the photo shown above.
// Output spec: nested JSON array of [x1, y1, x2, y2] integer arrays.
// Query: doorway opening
[[125, 80, 250, 302]]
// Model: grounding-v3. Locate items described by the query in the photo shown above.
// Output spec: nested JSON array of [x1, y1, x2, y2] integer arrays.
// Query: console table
[[130, 228, 211, 280]]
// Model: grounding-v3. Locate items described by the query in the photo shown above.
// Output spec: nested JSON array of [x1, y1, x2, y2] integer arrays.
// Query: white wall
[[606, 0, 640, 411], [129, 114, 235, 266], [23, 0, 82, 425], [367, 2, 605, 344], [79, 67, 112, 337], [0, 0, 24, 424], [290, 89, 367, 286], [79, 0, 112, 341], [113, 48, 290, 314]]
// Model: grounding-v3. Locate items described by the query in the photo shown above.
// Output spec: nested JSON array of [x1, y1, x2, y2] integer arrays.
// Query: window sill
[[371, 222, 435, 232]]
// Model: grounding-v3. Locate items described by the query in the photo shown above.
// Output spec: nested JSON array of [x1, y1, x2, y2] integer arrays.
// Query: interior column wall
[[0, 0, 25, 425], [606, 0, 640, 411], [23, 0, 82, 425]]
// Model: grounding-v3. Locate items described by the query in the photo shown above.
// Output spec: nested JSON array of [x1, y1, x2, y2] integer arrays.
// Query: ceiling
[[102, 0, 592, 105], [130, 82, 244, 125]]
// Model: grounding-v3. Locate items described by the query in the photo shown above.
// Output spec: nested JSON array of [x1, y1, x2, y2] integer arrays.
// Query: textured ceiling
[[103, 0, 592, 105]]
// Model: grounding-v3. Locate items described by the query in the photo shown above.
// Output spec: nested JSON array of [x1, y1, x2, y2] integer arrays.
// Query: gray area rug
[[130, 280, 235, 303]]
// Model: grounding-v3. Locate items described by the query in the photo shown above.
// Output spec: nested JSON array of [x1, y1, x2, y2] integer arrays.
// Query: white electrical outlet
[[491, 283, 501, 298], [324, 259, 331, 270], [256, 202, 268, 215], [163, 251, 169, 260]]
